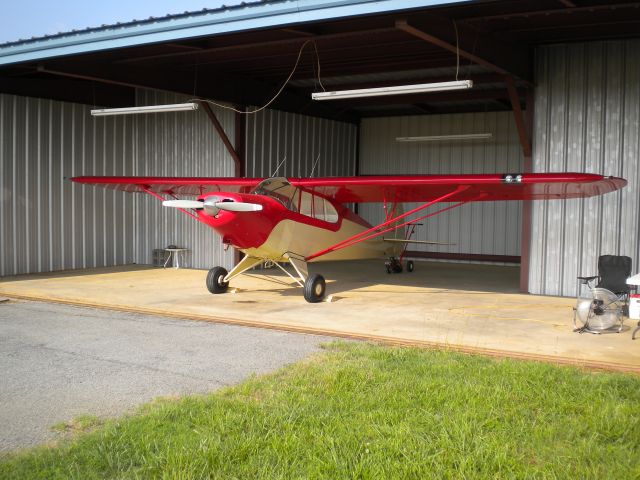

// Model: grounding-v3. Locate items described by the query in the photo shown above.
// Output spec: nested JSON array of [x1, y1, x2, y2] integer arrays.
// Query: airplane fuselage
[[194, 190, 400, 262]]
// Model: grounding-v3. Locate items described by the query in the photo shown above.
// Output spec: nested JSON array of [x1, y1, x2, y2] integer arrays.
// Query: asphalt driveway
[[0, 299, 331, 452]]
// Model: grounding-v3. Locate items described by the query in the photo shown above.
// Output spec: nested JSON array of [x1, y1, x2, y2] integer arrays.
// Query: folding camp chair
[[574, 255, 632, 334]]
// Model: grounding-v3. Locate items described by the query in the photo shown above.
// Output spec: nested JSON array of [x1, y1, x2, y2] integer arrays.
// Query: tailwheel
[[304, 274, 326, 303], [206, 266, 229, 294], [407, 260, 414, 272], [384, 257, 403, 274]]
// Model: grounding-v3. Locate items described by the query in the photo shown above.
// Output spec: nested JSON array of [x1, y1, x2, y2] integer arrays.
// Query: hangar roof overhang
[[0, 0, 638, 123]]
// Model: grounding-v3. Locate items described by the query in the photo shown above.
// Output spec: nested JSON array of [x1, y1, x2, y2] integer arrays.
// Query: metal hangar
[[0, 0, 638, 297]]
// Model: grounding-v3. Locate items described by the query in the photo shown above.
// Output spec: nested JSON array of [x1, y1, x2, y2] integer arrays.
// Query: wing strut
[[305, 185, 472, 262]]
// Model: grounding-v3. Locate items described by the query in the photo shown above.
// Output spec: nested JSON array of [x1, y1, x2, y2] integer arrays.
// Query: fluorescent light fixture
[[396, 133, 493, 142], [91, 103, 199, 116], [312, 80, 473, 101]]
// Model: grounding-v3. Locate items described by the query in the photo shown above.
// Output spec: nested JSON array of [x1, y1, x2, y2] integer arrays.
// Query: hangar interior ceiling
[[0, 0, 637, 120]]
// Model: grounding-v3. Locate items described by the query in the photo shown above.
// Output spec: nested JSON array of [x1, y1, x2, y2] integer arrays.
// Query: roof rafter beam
[[199, 101, 242, 176], [115, 27, 398, 65], [279, 28, 316, 37], [395, 18, 531, 82], [505, 76, 531, 157], [321, 87, 526, 107], [296, 73, 507, 93], [461, 2, 640, 22]]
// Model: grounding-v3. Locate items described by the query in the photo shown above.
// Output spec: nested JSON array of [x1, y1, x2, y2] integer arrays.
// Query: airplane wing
[[290, 173, 626, 203], [71, 176, 262, 195], [72, 173, 625, 202]]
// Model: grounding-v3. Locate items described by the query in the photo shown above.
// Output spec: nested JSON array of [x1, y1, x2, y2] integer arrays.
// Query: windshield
[[252, 178, 299, 212]]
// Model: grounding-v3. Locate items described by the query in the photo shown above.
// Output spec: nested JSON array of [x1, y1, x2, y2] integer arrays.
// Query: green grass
[[2, 342, 640, 479], [50, 415, 104, 435]]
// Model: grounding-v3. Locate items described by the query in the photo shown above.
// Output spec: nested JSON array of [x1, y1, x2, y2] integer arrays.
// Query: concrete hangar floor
[[1, 259, 639, 373]]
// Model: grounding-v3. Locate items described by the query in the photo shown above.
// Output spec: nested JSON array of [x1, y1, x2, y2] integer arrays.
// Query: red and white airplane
[[72, 173, 626, 302]]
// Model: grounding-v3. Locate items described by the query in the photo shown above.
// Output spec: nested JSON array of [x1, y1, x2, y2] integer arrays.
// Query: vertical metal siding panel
[[601, 42, 624, 258], [0, 95, 4, 276], [621, 41, 640, 266], [359, 112, 523, 262], [581, 43, 606, 291], [243, 107, 356, 180], [560, 43, 585, 295], [530, 40, 640, 296], [13, 96, 24, 274], [530, 47, 549, 294], [0, 95, 136, 275], [545, 45, 569, 294]]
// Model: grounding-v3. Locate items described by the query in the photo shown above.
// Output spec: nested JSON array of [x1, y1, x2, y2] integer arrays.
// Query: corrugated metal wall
[[0, 93, 135, 276], [359, 112, 523, 259], [529, 40, 640, 296], [245, 108, 357, 178], [133, 90, 236, 270], [1, 91, 357, 276]]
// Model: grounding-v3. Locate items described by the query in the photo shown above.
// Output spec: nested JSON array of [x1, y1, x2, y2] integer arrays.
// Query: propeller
[[215, 202, 263, 212], [162, 200, 203, 209], [162, 199, 262, 213]]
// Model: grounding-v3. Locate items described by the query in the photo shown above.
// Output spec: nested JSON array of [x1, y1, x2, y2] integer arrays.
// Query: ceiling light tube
[[91, 103, 199, 116], [312, 80, 473, 101], [396, 133, 493, 142]]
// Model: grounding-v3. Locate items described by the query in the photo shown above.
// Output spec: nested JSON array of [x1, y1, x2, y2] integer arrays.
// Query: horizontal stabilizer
[[382, 238, 455, 246]]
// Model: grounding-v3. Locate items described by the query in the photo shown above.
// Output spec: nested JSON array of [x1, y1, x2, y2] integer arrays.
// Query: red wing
[[71, 173, 626, 202], [71, 176, 262, 195], [290, 173, 626, 203]]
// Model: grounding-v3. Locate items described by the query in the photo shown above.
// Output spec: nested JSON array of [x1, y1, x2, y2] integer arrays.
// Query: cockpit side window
[[315, 196, 338, 223], [252, 178, 338, 223]]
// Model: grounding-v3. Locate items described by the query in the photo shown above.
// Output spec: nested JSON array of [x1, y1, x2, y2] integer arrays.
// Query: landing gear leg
[[280, 254, 327, 303], [206, 256, 264, 295]]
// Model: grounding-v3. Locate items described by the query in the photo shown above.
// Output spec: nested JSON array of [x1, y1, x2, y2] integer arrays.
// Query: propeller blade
[[215, 202, 263, 212], [162, 200, 204, 209]]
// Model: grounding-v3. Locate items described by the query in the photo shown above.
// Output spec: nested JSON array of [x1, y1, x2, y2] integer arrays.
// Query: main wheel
[[407, 260, 414, 272], [206, 266, 229, 294], [304, 274, 326, 303]]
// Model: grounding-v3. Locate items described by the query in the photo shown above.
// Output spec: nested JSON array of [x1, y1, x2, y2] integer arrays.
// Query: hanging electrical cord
[[192, 39, 325, 115], [453, 19, 460, 81]]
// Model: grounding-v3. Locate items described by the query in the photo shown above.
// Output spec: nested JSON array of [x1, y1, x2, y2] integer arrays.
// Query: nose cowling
[[195, 193, 281, 249]]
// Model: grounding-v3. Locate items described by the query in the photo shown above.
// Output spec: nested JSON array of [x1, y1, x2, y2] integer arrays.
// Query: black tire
[[386, 264, 392, 274], [206, 266, 229, 294], [304, 274, 326, 303], [407, 260, 414, 272]]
